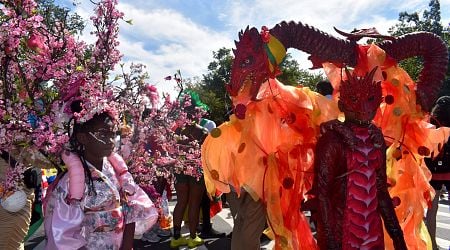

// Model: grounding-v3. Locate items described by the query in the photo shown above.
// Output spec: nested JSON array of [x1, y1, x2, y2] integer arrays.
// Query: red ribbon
[[260, 26, 270, 43]]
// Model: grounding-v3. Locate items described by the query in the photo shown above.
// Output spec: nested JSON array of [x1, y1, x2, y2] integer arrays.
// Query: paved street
[[436, 192, 450, 250], [26, 192, 449, 250]]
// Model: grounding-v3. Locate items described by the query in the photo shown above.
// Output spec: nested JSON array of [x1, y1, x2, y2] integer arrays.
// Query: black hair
[[142, 108, 151, 120], [430, 96, 450, 127], [316, 80, 334, 96]]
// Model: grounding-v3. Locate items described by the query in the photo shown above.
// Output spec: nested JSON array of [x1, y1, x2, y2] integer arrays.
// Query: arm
[[121, 222, 135, 250], [375, 140, 407, 250], [178, 124, 208, 144], [108, 153, 136, 195], [116, 159, 158, 239], [45, 191, 86, 249], [314, 132, 340, 249], [62, 151, 85, 200]]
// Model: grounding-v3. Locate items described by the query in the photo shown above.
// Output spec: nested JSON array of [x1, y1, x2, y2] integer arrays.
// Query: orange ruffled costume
[[324, 44, 450, 250], [202, 43, 449, 250], [202, 78, 339, 249]]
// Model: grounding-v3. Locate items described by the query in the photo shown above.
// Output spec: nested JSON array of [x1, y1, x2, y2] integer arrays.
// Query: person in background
[[170, 122, 207, 248], [425, 96, 450, 250], [316, 80, 334, 99], [199, 118, 226, 238], [0, 149, 52, 250]]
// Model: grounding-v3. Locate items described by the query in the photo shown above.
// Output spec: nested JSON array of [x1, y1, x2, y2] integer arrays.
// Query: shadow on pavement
[[25, 236, 45, 250]]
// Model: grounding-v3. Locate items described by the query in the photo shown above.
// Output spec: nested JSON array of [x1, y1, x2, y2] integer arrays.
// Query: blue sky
[[56, 0, 450, 95]]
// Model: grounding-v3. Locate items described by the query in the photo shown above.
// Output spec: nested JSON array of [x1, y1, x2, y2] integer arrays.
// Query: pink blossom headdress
[[66, 86, 119, 125], [60, 84, 121, 201]]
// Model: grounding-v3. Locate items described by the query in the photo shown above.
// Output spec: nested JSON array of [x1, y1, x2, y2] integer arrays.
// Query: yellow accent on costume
[[265, 35, 286, 73]]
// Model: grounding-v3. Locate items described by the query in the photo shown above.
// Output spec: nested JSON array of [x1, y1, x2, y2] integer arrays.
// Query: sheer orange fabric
[[202, 79, 339, 249]]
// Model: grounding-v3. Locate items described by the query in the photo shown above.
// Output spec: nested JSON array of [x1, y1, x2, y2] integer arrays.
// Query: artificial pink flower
[[27, 33, 47, 54], [62, 78, 85, 101]]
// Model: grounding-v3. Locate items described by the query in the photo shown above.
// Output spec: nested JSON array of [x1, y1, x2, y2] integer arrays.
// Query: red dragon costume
[[314, 67, 406, 250], [201, 21, 449, 250]]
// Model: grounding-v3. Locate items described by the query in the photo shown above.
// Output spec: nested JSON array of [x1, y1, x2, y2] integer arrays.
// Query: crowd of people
[[0, 82, 449, 250]]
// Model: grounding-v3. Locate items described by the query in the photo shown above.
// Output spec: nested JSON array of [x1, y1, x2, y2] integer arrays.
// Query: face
[[339, 100, 378, 124], [338, 89, 381, 123], [78, 115, 117, 157], [338, 68, 382, 124], [228, 27, 270, 100]]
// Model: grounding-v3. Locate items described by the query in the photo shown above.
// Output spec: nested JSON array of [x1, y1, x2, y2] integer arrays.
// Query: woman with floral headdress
[[44, 102, 158, 250]]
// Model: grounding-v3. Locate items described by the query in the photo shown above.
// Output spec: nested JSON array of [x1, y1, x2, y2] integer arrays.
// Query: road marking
[[436, 237, 449, 249], [437, 222, 450, 230], [437, 211, 450, 218], [438, 203, 449, 209]]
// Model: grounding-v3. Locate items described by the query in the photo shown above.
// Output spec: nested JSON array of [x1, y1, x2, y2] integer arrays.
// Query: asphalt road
[[25, 192, 449, 250]]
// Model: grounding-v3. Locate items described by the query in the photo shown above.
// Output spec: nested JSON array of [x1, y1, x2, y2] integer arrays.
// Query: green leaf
[[3, 114, 11, 121]]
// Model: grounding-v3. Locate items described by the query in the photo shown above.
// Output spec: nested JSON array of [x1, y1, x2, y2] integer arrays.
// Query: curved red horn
[[270, 21, 358, 67], [378, 32, 448, 111]]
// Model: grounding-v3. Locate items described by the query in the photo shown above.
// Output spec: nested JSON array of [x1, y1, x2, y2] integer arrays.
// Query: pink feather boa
[[61, 151, 136, 200]]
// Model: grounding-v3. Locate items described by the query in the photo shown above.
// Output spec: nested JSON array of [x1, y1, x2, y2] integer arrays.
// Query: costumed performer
[[44, 104, 158, 250], [322, 32, 449, 249], [201, 25, 340, 250], [203, 21, 448, 250], [313, 67, 407, 250]]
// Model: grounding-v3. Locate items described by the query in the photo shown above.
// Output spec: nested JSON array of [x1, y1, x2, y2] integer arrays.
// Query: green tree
[[388, 0, 449, 96], [201, 48, 232, 101], [186, 48, 232, 124], [36, 0, 85, 35], [278, 53, 325, 88]]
